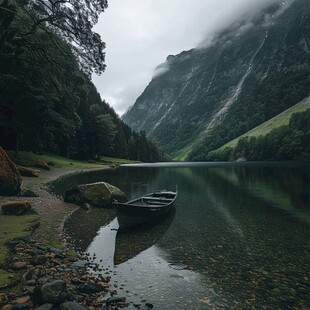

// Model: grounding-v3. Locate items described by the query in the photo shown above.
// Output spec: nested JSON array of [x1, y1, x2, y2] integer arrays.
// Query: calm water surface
[[59, 163, 310, 309]]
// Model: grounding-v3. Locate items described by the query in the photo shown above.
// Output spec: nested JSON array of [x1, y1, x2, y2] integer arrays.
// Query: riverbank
[[0, 165, 133, 309]]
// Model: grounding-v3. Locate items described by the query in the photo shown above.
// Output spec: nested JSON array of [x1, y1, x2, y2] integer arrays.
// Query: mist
[[92, 0, 293, 116]]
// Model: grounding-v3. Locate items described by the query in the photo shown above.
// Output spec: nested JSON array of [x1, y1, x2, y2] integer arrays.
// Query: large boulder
[[0, 147, 22, 195], [1, 201, 32, 215], [41, 280, 68, 304], [64, 182, 127, 208]]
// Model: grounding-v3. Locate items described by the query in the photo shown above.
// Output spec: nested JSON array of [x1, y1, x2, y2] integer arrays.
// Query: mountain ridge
[[123, 0, 310, 160]]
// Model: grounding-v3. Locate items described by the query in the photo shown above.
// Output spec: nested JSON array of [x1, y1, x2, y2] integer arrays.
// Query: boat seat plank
[[143, 197, 173, 202], [144, 201, 167, 205]]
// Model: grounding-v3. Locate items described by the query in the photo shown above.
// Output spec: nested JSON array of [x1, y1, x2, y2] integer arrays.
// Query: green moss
[[0, 270, 13, 287], [0, 210, 39, 266], [0, 210, 39, 287]]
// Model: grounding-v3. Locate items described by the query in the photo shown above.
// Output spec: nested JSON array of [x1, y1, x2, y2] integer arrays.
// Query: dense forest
[[0, 0, 165, 162], [206, 109, 310, 161]]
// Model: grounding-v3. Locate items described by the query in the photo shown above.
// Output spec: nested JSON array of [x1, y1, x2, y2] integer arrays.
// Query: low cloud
[[152, 63, 170, 79], [93, 0, 296, 116]]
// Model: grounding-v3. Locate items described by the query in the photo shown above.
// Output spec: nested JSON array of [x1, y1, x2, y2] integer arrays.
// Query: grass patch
[[6, 151, 104, 168], [0, 210, 39, 287], [100, 156, 140, 164], [0, 210, 39, 266], [0, 270, 12, 285], [6, 151, 139, 168]]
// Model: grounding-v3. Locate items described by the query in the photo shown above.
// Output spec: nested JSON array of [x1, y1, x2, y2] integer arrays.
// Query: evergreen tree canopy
[[0, 0, 108, 76]]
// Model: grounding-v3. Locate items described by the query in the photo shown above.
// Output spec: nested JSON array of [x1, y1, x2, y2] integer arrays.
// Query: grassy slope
[[217, 97, 310, 151], [6, 151, 139, 167]]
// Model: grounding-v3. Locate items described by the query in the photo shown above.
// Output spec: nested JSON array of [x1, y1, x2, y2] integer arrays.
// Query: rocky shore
[[0, 166, 153, 309], [0, 236, 123, 309]]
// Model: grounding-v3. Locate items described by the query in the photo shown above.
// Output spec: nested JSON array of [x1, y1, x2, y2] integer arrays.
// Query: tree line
[[0, 0, 165, 162]]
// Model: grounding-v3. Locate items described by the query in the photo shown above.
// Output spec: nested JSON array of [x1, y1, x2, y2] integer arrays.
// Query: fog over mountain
[[93, 0, 289, 115], [123, 0, 310, 160]]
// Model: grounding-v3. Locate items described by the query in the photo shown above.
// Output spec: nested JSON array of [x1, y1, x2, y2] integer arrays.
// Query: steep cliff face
[[123, 0, 310, 159]]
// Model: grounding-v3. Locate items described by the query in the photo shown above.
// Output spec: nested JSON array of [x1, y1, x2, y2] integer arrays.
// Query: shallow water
[[61, 162, 310, 309]]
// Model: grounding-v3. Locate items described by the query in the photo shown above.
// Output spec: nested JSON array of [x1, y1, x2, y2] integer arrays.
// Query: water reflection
[[62, 163, 310, 309], [114, 208, 176, 265], [64, 208, 116, 252]]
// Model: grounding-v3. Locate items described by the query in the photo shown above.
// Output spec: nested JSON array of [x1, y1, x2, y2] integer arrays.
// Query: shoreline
[[0, 165, 131, 309]]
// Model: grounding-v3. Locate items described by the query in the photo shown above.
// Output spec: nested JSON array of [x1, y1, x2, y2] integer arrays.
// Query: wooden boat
[[113, 189, 178, 229]]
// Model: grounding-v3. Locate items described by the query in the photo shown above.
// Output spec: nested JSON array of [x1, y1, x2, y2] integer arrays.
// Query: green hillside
[[218, 97, 310, 151], [204, 96, 310, 161]]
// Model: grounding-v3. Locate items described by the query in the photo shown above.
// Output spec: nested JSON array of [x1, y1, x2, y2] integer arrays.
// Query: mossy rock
[[17, 166, 40, 178], [1, 200, 32, 215], [64, 182, 127, 208], [36, 159, 50, 170]]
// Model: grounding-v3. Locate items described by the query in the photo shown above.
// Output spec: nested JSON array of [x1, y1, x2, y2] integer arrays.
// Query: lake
[[55, 162, 310, 309]]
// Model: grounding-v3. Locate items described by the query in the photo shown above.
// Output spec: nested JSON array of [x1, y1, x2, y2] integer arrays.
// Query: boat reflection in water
[[114, 207, 176, 265]]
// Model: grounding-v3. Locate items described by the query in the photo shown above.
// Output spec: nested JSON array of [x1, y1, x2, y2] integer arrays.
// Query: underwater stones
[[105, 296, 126, 306], [1, 201, 31, 215], [64, 182, 127, 208], [78, 280, 106, 294], [0, 147, 22, 196]]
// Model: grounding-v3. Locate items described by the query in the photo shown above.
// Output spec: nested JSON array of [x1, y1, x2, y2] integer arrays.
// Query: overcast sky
[[92, 0, 281, 116]]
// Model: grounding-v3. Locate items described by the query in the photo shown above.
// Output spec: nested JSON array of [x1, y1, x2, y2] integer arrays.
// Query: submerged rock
[[1, 201, 31, 215], [79, 280, 106, 294], [106, 296, 126, 306], [0, 147, 22, 196], [64, 182, 127, 208]]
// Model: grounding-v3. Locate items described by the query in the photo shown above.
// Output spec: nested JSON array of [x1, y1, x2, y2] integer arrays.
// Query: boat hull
[[114, 190, 177, 229], [115, 203, 173, 229]]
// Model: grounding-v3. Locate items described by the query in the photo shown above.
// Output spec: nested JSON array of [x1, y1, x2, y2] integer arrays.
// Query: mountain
[[123, 0, 310, 160]]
